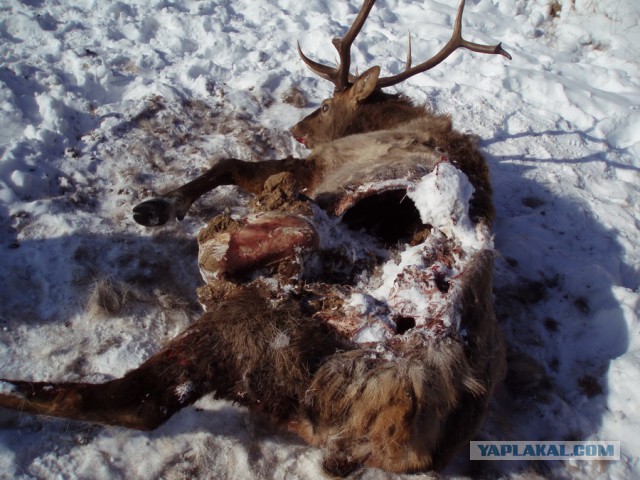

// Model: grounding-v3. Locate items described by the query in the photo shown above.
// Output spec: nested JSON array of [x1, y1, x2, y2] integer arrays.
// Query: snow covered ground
[[0, 0, 639, 478]]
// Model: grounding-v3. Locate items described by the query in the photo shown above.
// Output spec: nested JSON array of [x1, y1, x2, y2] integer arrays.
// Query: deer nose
[[290, 125, 306, 146]]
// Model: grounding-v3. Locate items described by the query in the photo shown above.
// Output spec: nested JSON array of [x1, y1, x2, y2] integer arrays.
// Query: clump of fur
[[282, 87, 308, 108], [86, 277, 136, 317], [249, 172, 313, 216]]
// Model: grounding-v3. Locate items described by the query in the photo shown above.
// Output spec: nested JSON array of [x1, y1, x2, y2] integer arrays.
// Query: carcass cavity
[[340, 190, 422, 245]]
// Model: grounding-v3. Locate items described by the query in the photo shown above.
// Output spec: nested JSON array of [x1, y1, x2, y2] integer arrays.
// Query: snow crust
[[1, 0, 639, 478], [409, 161, 486, 250]]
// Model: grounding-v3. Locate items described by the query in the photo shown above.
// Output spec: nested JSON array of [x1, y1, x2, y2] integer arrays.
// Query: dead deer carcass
[[0, 0, 511, 475]]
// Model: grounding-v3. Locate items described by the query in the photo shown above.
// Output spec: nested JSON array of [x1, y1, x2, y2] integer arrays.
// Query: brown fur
[[292, 89, 423, 148], [0, 258, 502, 471], [291, 252, 503, 474]]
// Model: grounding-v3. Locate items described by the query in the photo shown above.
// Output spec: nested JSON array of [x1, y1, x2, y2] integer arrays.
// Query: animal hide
[[195, 154, 505, 473]]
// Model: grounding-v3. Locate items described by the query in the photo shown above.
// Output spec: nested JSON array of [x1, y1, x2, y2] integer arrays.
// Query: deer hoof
[[133, 198, 175, 226]]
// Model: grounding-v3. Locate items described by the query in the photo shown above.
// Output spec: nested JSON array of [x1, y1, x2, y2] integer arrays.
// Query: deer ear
[[349, 66, 381, 107]]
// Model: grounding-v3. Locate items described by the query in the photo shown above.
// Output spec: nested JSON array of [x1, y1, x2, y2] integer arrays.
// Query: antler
[[297, 0, 511, 92], [298, 0, 376, 92], [376, 0, 511, 88]]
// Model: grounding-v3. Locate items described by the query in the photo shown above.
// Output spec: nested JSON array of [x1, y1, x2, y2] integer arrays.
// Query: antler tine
[[376, 0, 511, 89], [406, 31, 412, 70], [297, 0, 377, 92], [297, 42, 339, 83], [331, 0, 377, 91]]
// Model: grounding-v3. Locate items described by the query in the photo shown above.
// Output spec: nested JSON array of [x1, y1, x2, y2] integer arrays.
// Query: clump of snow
[[271, 331, 290, 349], [0, 381, 18, 396], [174, 381, 194, 405], [345, 292, 395, 344], [352, 321, 391, 344], [408, 161, 490, 250]]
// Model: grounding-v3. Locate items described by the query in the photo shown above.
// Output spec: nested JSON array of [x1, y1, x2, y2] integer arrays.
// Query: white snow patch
[[175, 381, 194, 405], [0, 381, 18, 395], [271, 331, 290, 349], [408, 161, 490, 250]]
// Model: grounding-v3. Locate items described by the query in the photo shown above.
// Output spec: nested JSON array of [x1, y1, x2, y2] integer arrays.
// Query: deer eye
[[321, 103, 330, 113]]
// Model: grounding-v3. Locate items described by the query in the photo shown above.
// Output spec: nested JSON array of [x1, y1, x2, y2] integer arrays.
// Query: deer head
[[292, 66, 381, 148], [291, 0, 511, 149]]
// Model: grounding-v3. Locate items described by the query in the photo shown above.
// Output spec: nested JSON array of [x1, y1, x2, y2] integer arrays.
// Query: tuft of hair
[[282, 86, 308, 108], [86, 277, 136, 317]]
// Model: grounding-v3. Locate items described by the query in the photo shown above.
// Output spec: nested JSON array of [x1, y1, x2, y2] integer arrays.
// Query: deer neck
[[344, 96, 425, 137], [307, 115, 451, 216]]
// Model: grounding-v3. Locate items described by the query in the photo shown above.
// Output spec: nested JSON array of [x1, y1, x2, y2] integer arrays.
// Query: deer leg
[[0, 303, 231, 430], [133, 157, 312, 227], [0, 345, 213, 430], [0, 288, 349, 430], [133, 159, 236, 227]]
